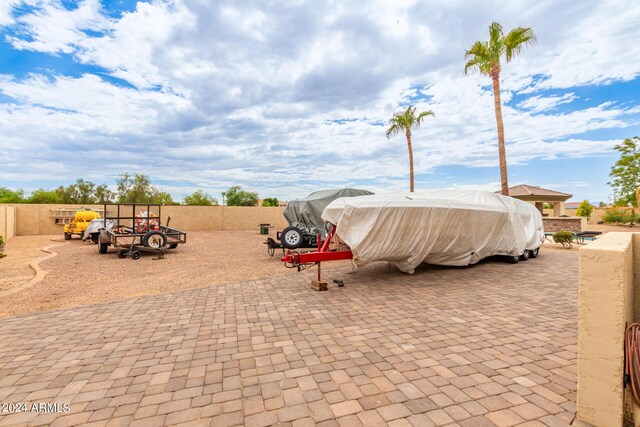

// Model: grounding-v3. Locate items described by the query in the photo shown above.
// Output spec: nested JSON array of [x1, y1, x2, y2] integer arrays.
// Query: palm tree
[[464, 22, 536, 196], [386, 105, 434, 192]]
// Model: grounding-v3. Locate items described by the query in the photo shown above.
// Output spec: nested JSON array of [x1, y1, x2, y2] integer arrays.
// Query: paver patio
[[0, 251, 578, 427]]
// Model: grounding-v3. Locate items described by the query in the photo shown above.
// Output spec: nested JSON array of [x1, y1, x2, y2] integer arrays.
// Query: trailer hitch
[[281, 229, 353, 288]]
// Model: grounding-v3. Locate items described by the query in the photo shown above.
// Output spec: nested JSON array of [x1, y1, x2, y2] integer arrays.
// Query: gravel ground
[[0, 227, 607, 318], [0, 235, 58, 293], [0, 230, 351, 319]]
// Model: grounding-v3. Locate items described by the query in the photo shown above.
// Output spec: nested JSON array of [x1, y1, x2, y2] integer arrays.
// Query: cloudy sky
[[0, 0, 639, 203]]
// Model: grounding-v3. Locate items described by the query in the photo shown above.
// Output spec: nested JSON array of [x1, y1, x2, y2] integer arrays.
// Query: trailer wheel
[[520, 250, 530, 261], [64, 232, 71, 240], [131, 250, 141, 260], [529, 247, 540, 258], [281, 226, 304, 249], [98, 242, 108, 254], [117, 251, 127, 259], [142, 231, 167, 249], [508, 255, 520, 264]]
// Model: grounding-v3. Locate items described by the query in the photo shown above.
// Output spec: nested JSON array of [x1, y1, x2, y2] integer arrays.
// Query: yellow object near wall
[[0, 204, 289, 236], [63, 210, 101, 236]]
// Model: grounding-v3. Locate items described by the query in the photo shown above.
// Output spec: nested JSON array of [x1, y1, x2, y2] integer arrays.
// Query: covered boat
[[322, 190, 544, 273], [283, 188, 374, 237]]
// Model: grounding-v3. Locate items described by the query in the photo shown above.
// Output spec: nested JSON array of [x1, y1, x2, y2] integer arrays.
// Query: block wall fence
[[0, 205, 16, 241], [577, 232, 640, 426], [0, 204, 289, 237]]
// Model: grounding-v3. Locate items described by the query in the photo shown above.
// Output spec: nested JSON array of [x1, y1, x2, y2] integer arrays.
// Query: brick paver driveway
[[0, 252, 578, 427]]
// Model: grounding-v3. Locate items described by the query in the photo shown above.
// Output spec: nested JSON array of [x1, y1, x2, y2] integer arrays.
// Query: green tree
[[74, 179, 96, 204], [385, 105, 434, 192], [54, 179, 99, 204], [464, 22, 537, 196], [262, 197, 279, 207], [115, 173, 177, 204], [608, 137, 640, 206], [27, 189, 60, 204], [0, 187, 24, 203], [576, 199, 594, 218], [94, 184, 115, 204], [151, 191, 177, 205], [184, 190, 219, 206], [225, 185, 259, 206]]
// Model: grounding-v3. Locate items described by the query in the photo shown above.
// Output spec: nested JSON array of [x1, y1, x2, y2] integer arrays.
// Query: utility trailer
[[97, 203, 186, 259]]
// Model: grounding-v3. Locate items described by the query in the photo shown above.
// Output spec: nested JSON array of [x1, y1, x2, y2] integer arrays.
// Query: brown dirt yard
[[0, 231, 353, 319], [0, 227, 610, 319]]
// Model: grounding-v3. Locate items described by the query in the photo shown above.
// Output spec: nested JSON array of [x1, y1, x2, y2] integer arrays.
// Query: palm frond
[[464, 41, 492, 75], [504, 26, 537, 62], [385, 122, 401, 139], [386, 106, 433, 137], [488, 22, 504, 47], [415, 110, 435, 127]]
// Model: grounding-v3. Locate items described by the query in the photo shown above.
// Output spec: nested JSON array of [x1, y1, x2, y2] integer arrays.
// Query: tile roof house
[[499, 184, 573, 216]]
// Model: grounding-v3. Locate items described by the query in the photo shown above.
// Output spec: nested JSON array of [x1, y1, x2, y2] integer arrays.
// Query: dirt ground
[[0, 235, 59, 293], [0, 226, 616, 318], [0, 230, 352, 319]]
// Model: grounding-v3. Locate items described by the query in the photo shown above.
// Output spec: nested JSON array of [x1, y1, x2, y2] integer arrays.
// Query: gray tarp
[[83, 218, 115, 240], [284, 188, 374, 230]]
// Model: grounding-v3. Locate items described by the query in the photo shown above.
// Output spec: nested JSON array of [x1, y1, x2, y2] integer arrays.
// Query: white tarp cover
[[322, 190, 544, 273]]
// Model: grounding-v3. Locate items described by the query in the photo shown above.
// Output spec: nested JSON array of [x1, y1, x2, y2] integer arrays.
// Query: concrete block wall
[[577, 232, 635, 427], [1, 204, 289, 236], [0, 205, 16, 241]]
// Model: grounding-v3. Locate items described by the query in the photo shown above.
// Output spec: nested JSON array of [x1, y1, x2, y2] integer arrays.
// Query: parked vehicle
[[264, 188, 374, 255], [64, 209, 101, 240]]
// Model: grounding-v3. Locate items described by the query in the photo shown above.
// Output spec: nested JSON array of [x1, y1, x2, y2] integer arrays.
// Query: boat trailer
[[281, 228, 352, 290]]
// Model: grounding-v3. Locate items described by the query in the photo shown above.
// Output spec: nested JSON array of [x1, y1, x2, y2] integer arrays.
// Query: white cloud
[[0, 0, 22, 27], [0, 0, 638, 202], [516, 93, 577, 113], [7, 0, 110, 54]]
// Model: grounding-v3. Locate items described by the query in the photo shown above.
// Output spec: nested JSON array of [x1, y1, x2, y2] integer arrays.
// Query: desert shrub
[[576, 199, 594, 218], [0, 235, 4, 246], [553, 230, 574, 247], [603, 207, 632, 224], [262, 197, 279, 207]]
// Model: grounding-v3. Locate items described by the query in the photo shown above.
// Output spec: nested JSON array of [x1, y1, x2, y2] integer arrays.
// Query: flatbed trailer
[[98, 203, 186, 259]]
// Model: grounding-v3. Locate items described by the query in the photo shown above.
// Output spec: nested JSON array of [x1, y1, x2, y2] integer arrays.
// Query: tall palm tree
[[464, 22, 536, 196], [386, 105, 434, 192]]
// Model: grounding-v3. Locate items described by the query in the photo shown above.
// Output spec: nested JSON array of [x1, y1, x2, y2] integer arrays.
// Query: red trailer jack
[[281, 228, 352, 290]]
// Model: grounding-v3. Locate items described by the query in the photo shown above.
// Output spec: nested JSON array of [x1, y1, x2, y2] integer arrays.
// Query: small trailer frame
[[281, 227, 352, 285], [98, 203, 187, 259]]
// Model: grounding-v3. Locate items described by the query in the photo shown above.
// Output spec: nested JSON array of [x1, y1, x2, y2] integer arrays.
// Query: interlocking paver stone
[[0, 253, 578, 426]]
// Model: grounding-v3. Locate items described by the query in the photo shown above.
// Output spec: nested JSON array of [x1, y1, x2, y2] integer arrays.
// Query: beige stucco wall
[[577, 232, 635, 427], [2, 204, 289, 236], [0, 205, 16, 241]]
